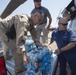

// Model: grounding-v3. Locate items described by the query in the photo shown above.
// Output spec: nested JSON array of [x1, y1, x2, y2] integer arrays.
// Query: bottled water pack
[[25, 46, 53, 75]]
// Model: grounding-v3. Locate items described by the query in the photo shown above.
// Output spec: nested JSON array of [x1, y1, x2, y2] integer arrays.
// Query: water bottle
[[26, 70, 35, 75]]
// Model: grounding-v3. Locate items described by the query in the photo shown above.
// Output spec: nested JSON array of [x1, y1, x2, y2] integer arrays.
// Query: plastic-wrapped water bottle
[[26, 70, 36, 75], [26, 47, 53, 75], [0, 40, 2, 49], [8, 50, 12, 55]]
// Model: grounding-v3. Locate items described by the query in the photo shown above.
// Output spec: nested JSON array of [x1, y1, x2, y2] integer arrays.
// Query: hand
[[54, 49, 61, 55], [42, 43, 49, 47], [46, 25, 50, 33], [23, 54, 29, 64]]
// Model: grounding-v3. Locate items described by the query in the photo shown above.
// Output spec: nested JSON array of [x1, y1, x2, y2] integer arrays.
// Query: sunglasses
[[59, 23, 68, 26]]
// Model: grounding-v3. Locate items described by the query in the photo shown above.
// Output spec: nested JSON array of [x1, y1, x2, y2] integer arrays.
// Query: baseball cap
[[33, 0, 41, 2]]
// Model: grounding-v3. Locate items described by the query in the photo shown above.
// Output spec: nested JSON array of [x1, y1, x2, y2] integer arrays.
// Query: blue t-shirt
[[51, 28, 76, 60]]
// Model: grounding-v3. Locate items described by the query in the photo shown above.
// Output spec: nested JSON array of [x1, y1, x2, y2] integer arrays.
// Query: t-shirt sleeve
[[45, 8, 51, 16], [68, 30, 76, 42], [31, 9, 35, 14]]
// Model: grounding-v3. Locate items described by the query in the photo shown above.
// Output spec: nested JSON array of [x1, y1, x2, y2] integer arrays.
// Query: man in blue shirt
[[49, 17, 76, 75]]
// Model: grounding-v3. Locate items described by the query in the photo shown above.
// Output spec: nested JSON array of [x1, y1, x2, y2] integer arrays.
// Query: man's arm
[[46, 15, 52, 33], [30, 26, 42, 47], [54, 42, 76, 54], [15, 14, 29, 63], [45, 7, 52, 30], [47, 15, 52, 28], [61, 30, 76, 51], [60, 42, 76, 51], [43, 38, 54, 46]]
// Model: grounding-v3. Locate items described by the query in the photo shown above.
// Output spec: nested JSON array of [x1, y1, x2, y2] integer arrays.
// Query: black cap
[[33, 0, 41, 2]]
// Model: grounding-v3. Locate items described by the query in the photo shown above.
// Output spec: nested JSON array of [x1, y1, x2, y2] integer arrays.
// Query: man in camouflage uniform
[[0, 12, 42, 74]]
